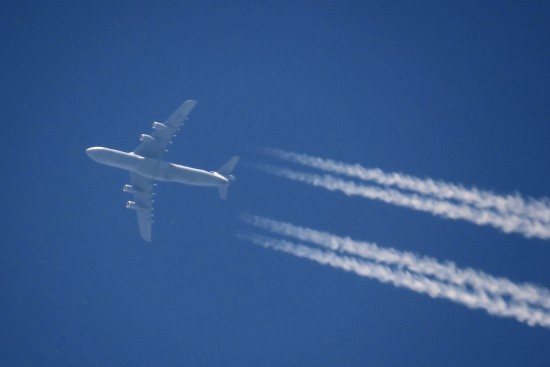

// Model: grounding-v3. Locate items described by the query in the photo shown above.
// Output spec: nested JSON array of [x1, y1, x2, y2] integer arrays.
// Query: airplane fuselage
[[86, 147, 228, 187]]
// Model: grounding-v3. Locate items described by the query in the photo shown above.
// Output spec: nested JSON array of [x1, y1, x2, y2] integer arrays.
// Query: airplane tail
[[217, 156, 239, 200]]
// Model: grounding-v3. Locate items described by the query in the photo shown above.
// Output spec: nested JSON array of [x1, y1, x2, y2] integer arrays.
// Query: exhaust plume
[[263, 148, 550, 225], [237, 231, 550, 329], [242, 214, 550, 308], [253, 164, 550, 240]]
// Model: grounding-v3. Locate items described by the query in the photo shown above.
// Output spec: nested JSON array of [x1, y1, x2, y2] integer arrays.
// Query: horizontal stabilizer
[[218, 186, 228, 200], [217, 156, 239, 200], [218, 156, 239, 179]]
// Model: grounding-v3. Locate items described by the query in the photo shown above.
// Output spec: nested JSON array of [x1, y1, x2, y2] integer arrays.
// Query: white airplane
[[86, 100, 239, 242]]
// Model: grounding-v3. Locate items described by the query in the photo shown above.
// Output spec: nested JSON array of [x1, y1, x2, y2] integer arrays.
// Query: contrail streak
[[237, 231, 550, 329], [254, 163, 550, 240], [263, 148, 550, 224], [242, 214, 550, 308]]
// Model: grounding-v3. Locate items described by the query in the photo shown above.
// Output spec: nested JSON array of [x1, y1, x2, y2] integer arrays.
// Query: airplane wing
[[129, 172, 155, 242], [133, 100, 197, 159]]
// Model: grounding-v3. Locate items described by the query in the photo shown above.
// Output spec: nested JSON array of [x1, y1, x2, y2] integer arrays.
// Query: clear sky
[[3, 1, 550, 366]]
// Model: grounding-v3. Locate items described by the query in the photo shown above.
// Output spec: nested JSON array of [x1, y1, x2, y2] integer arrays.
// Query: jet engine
[[152, 122, 168, 130], [126, 201, 138, 210], [123, 184, 136, 193], [140, 134, 154, 142]]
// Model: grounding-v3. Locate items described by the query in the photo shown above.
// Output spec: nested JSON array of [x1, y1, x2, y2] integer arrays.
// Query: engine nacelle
[[123, 184, 136, 193], [152, 122, 168, 130], [140, 134, 154, 142], [126, 201, 138, 210]]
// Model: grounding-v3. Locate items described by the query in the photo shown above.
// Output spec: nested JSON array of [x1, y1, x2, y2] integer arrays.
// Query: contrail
[[263, 148, 550, 224], [241, 214, 550, 308], [237, 232, 550, 329], [253, 163, 550, 240]]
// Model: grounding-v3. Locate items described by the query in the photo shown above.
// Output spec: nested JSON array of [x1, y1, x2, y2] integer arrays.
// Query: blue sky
[[3, 1, 550, 366]]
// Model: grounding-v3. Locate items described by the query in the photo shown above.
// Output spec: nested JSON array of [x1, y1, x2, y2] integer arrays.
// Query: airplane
[[86, 100, 239, 242]]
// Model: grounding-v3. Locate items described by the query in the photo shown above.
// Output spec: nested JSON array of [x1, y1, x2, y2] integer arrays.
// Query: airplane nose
[[86, 147, 101, 160]]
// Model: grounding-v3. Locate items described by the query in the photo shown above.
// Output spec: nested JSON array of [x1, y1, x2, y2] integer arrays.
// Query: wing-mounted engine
[[133, 100, 196, 160], [140, 134, 155, 142], [152, 121, 169, 130], [126, 201, 138, 210], [126, 201, 149, 210], [123, 184, 136, 193]]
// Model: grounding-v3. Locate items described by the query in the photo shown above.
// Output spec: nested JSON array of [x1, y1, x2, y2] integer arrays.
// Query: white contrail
[[254, 164, 550, 240], [241, 214, 550, 309], [237, 232, 550, 329], [264, 148, 550, 224]]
